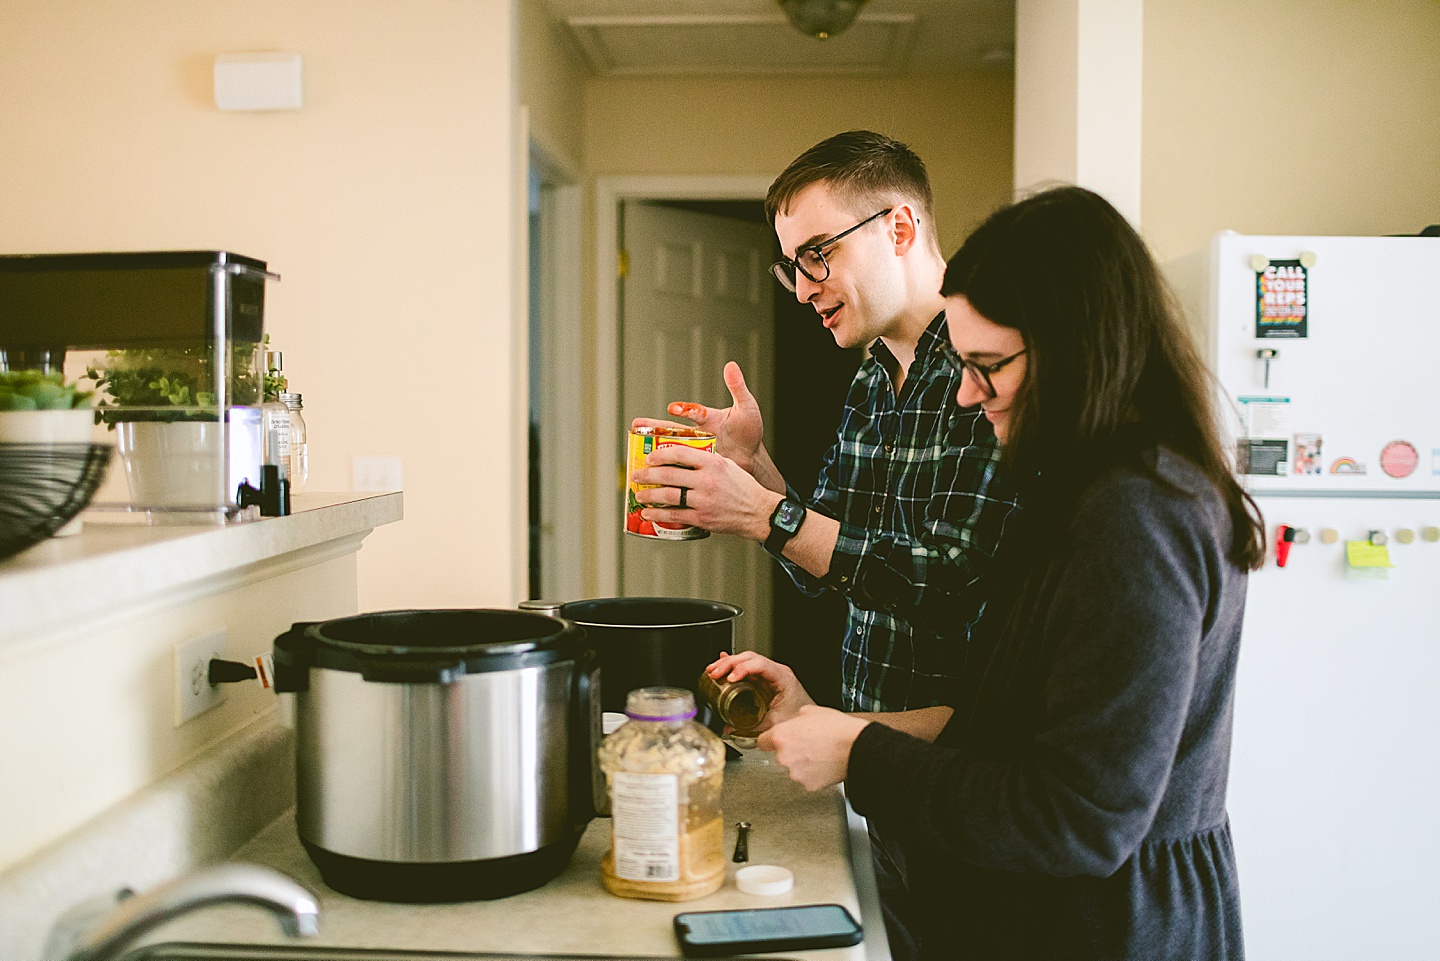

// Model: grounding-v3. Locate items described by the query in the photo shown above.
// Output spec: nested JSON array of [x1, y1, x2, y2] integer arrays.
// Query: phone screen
[[676, 904, 860, 946]]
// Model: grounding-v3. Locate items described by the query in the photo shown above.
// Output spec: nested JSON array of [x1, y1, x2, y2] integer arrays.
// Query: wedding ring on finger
[[678, 487, 689, 509]]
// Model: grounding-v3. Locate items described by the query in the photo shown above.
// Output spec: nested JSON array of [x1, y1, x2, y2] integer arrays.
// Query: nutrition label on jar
[[611, 772, 680, 882]]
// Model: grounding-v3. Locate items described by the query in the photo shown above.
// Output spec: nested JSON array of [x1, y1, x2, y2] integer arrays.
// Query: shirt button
[[874, 505, 882, 515], [839, 575, 849, 583], [884, 444, 893, 453]]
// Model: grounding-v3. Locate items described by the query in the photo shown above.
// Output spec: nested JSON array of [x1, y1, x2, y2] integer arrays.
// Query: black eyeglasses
[[935, 341, 1027, 400], [770, 208, 893, 293]]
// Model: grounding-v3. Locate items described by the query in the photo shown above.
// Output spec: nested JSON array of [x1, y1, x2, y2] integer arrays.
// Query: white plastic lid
[[735, 864, 794, 896]]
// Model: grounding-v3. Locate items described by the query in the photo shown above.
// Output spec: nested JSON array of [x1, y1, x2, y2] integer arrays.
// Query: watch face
[[777, 500, 804, 531]]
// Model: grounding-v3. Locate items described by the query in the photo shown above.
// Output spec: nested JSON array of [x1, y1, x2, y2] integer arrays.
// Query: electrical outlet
[[174, 628, 228, 726], [352, 455, 404, 492]]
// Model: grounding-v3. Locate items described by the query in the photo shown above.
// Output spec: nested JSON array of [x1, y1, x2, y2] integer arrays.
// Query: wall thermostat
[[214, 52, 303, 111]]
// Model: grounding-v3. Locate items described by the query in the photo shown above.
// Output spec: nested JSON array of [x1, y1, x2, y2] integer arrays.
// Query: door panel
[[620, 202, 774, 655]]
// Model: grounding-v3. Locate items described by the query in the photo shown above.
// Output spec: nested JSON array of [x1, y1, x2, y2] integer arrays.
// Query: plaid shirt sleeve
[[771, 330, 1018, 635]]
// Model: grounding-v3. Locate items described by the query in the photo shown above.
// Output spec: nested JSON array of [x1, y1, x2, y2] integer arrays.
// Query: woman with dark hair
[[708, 185, 1265, 960]]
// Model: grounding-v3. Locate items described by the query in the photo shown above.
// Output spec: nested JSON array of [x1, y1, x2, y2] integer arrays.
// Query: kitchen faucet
[[41, 863, 320, 961]]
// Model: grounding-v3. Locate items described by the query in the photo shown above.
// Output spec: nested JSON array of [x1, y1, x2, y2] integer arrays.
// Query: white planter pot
[[117, 421, 227, 509], [0, 408, 94, 444]]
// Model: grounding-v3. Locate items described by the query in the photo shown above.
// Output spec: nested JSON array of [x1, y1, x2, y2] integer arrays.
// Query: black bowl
[[0, 442, 113, 561]]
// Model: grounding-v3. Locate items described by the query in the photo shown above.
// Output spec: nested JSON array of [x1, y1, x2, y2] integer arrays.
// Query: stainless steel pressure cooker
[[272, 609, 600, 903]]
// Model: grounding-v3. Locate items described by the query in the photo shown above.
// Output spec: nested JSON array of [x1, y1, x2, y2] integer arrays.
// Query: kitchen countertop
[[0, 492, 403, 649], [145, 755, 889, 961]]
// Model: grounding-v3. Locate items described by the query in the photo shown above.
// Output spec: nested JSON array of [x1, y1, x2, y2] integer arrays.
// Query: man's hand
[[632, 444, 780, 542], [758, 706, 871, 792], [630, 362, 765, 474]]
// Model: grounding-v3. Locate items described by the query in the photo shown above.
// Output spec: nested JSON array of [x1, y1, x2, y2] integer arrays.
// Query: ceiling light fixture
[[778, 0, 869, 40]]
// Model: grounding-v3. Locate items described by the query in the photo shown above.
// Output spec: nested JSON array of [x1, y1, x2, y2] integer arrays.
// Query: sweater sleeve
[[845, 470, 1222, 877]]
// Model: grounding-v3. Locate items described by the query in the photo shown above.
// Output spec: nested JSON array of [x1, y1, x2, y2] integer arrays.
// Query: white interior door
[[620, 201, 775, 655]]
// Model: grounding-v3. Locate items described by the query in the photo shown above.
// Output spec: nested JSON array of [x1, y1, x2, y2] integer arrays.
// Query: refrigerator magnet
[[1329, 457, 1366, 475], [1254, 259, 1309, 339], [1379, 440, 1419, 478], [1237, 396, 1291, 438], [1345, 540, 1394, 579], [1239, 439, 1288, 476], [1292, 434, 1322, 475]]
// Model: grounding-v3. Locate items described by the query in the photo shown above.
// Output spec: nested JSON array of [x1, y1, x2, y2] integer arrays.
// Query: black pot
[[556, 597, 742, 714]]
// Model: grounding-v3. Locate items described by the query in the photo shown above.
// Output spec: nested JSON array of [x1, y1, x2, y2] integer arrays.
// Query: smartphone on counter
[[673, 903, 863, 957]]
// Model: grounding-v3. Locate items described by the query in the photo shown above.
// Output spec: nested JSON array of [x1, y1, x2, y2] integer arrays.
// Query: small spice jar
[[696, 669, 774, 736], [597, 687, 725, 901]]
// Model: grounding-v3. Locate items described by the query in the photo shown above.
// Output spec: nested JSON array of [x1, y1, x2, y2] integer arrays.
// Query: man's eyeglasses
[[770, 208, 893, 293], [936, 341, 1027, 400]]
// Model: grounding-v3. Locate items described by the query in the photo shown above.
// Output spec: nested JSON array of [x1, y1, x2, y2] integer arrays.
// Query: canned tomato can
[[625, 426, 716, 541]]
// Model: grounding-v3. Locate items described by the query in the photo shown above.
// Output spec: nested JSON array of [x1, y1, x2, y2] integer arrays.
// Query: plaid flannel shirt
[[772, 312, 1020, 712]]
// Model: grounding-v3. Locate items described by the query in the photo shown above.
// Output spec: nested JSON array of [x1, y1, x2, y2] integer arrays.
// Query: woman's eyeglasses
[[935, 341, 1027, 400], [770, 208, 892, 293]]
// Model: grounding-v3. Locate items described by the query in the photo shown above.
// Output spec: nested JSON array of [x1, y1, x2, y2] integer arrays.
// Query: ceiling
[[540, 0, 1016, 76]]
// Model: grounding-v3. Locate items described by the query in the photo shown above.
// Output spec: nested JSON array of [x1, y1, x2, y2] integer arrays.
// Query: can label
[[626, 427, 716, 540]]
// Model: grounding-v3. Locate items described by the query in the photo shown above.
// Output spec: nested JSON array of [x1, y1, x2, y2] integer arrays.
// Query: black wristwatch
[[766, 496, 806, 554]]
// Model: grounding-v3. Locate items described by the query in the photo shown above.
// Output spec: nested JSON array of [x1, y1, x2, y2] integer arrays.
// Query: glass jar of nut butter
[[597, 687, 725, 901]]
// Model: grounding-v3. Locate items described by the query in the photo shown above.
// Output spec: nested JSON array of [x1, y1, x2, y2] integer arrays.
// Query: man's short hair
[[765, 130, 937, 248]]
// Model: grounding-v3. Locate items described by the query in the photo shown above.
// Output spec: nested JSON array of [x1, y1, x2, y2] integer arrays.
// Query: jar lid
[[735, 865, 793, 896], [625, 686, 696, 721]]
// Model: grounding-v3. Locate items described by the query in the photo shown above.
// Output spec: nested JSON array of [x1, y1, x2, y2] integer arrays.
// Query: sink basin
[[123, 944, 786, 961]]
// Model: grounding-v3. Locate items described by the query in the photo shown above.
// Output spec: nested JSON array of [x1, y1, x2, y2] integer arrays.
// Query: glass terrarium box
[[0, 251, 277, 521]]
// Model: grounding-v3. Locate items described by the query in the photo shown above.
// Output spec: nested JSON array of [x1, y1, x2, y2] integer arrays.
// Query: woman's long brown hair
[[942, 186, 1265, 571]]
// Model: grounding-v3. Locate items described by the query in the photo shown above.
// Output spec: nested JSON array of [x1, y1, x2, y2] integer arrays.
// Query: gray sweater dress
[[846, 448, 1248, 960]]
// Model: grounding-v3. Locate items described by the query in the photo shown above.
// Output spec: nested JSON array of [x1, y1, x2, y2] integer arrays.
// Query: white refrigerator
[[1206, 231, 1440, 960]]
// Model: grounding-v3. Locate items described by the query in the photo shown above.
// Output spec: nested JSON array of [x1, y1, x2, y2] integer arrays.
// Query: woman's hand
[[705, 651, 814, 728], [759, 706, 871, 792]]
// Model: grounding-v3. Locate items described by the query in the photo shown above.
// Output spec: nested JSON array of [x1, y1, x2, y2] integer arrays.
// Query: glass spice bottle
[[597, 687, 725, 901], [279, 392, 307, 491], [696, 669, 773, 738]]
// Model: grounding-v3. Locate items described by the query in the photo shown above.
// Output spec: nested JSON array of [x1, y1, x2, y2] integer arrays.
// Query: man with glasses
[[636, 128, 1016, 709]]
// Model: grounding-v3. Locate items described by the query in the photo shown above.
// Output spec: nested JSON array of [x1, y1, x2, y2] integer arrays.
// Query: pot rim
[[560, 596, 743, 630]]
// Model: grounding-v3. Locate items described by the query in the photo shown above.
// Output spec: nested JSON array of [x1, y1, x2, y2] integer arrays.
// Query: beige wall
[[0, 0, 519, 610], [583, 72, 1016, 255], [0, 553, 358, 870], [519, 0, 589, 173], [1141, 0, 1440, 263], [575, 72, 1014, 591]]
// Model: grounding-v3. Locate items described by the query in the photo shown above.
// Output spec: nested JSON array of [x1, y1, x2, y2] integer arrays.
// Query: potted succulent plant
[[86, 343, 262, 510], [0, 369, 95, 444], [0, 370, 101, 539]]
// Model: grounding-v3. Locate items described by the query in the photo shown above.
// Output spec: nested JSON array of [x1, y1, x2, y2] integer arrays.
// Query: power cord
[[208, 658, 258, 684]]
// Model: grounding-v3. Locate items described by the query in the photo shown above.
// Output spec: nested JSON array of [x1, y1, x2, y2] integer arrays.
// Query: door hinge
[[618, 249, 629, 279]]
